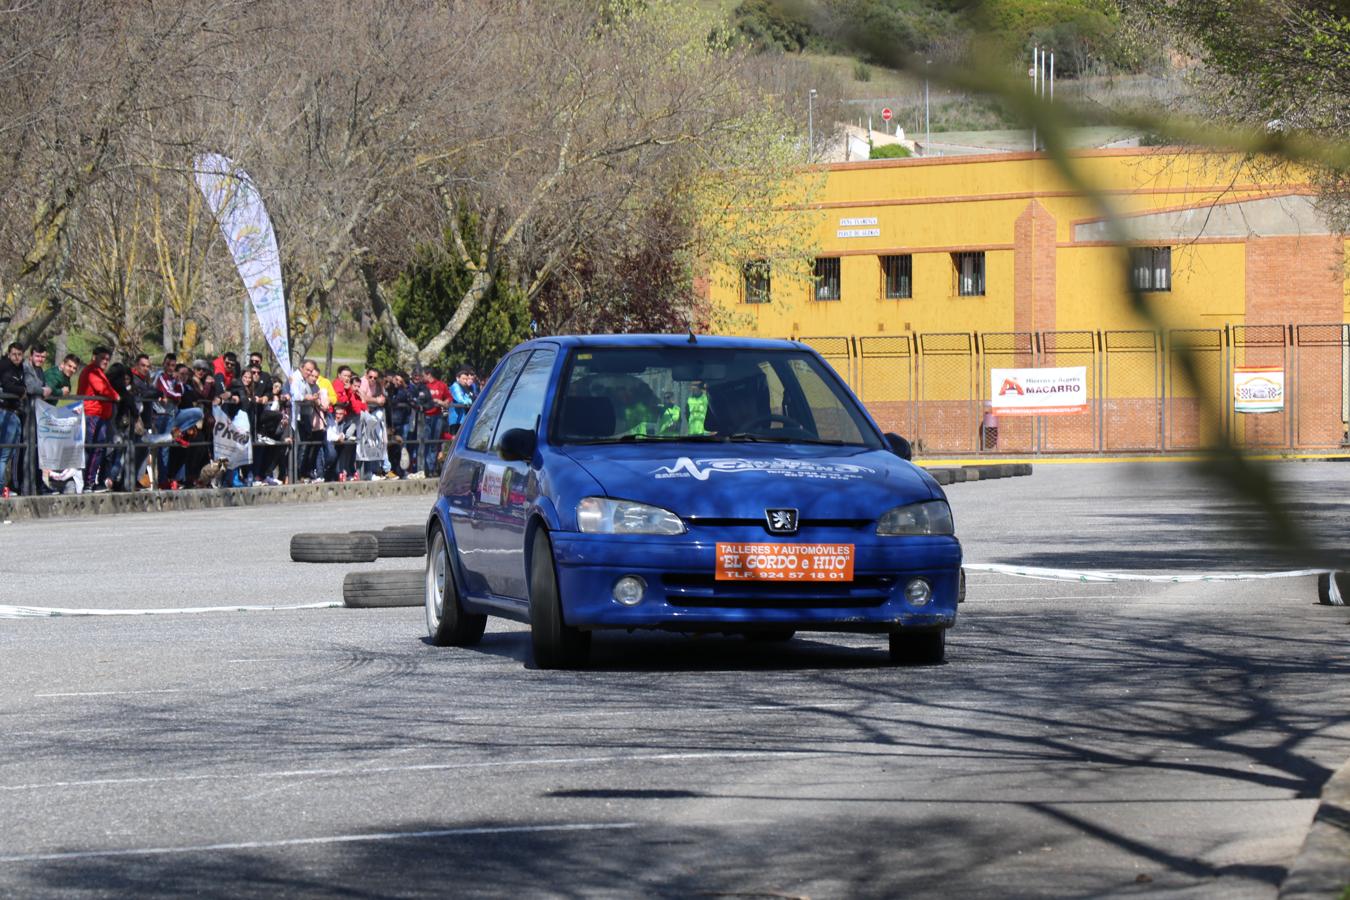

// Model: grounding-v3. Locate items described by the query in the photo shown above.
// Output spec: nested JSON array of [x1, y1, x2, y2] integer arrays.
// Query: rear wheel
[[889, 629, 945, 665], [529, 530, 591, 669], [425, 526, 487, 646]]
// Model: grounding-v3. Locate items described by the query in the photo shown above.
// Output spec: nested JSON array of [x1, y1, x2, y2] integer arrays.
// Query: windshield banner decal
[[653, 457, 874, 481]]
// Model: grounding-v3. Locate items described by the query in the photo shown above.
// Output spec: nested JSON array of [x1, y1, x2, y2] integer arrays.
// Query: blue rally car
[[424, 335, 961, 669]]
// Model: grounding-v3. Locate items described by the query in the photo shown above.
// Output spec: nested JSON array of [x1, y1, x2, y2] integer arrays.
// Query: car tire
[[957, 568, 966, 604], [343, 570, 423, 608], [349, 529, 426, 558], [290, 532, 378, 563], [744, 628, 796, 642], [889, 629, 945, 665], [528, 529, 591, 669], [425, 526, 487, 646]]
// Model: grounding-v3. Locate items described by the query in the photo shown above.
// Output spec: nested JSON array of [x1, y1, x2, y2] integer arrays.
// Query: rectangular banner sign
[[715, 543, 854, 582], [991, 366, 1089, 416], [212, 408, 253, 468], [35, 400, 84, 471], [356, 412, 387, 462], [1233, 366, 1285, 413]]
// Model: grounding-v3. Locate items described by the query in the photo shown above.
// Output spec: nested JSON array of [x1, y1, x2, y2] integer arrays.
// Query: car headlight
[[876, 500, 954, 536], [576, 497, 686, 535]]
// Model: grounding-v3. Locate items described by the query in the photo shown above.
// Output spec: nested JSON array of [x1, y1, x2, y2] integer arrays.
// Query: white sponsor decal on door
[[479, 464, 506, 505]]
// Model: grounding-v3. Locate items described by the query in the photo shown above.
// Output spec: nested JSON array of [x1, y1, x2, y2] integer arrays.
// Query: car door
[[447, 350, 530, 598], [474, 346, 557, 599]]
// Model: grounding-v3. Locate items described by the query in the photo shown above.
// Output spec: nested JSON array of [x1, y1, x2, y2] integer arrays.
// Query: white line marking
[[963, 563, 1326, 584], [35, 690, 185, 698], [966, 595, 1151, 602], [0, 750, 815, 793], [0, 822, 640, 865], [0, 601, 342, 619]]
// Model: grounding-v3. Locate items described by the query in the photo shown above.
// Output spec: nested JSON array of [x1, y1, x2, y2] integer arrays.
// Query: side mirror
[[498, 427, 537, 462], [885, 432, 912, 461]]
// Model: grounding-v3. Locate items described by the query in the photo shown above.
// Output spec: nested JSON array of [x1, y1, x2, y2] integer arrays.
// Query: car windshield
[[553, 346, 882, 448]]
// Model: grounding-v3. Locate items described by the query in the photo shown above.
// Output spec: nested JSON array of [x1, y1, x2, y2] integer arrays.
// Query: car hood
[[560, 442, 940, 520]]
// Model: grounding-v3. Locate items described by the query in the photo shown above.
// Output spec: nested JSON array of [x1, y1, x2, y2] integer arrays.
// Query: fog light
[[905, 578, 932, 607], [612, 575, 646, 606]]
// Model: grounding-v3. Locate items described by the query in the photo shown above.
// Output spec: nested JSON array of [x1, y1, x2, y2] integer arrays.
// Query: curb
[[923, 463, 1033, 486], [1279, 757, 1350, 899], [0, 478, 440, 523]]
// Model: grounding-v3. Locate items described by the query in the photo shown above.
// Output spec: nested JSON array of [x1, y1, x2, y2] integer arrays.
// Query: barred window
[[742, 260, 770, 304], [882, 254, 912, 299], [954, 251, 985, 296], [813, 257, 841, 301], [1130, 247, 1171, 292]]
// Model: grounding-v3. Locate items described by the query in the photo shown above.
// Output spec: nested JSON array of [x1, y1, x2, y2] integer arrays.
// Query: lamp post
[[924, 60, 931, 151], [807, 88, 817, 160]]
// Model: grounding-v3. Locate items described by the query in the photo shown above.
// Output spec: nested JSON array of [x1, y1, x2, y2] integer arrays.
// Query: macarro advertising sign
[[1233, 367, 1285, 413], [990, 367, 1089, 416]]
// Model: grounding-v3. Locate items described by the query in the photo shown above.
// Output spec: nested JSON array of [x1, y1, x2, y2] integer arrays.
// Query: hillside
[[719, 0, 1152, 78], [697, 0, 1172, 134]]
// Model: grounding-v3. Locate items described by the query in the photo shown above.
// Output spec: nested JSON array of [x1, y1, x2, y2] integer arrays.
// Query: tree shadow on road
[[5, 601, 1348, 897]]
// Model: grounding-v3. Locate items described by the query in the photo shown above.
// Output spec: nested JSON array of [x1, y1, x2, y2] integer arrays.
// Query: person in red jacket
[[333, 365, 367, 414], [78, 346, 119, 491]]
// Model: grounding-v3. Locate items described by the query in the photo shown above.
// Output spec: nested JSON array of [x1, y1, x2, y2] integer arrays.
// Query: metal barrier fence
[[798, 324, 1350, 455], [0, 393, 466, 495], [4, 326, 1346, 491]]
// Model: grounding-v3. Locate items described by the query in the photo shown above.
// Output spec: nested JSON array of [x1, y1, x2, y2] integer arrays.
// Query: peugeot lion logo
[[765, 509, 799, 534]]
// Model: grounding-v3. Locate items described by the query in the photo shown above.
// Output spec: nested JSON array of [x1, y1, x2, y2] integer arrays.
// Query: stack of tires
[[288, 524, 427, 608]]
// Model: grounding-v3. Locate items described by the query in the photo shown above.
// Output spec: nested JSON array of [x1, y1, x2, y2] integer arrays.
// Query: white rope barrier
[[962, 563, 1329, 584], [0, 601, 343, 619]]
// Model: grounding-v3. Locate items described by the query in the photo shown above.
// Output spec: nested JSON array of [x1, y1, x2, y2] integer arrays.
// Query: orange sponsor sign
[[715, 542, 855, 582]]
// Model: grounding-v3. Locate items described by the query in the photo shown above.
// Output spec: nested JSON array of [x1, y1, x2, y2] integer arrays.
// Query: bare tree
[[359, 0, 812, 366], [0, 0, 257, 347]]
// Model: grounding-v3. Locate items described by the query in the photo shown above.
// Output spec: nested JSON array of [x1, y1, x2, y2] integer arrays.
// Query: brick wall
[[1014, 201, 1057, 343], [1245, 236, 1345, 448]]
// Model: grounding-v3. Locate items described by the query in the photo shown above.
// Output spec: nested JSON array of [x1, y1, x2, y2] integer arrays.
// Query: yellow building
[[705, 149, 1350, 454]]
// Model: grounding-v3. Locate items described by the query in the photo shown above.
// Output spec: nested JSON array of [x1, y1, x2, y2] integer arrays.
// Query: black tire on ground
[[290, 532, 379, 563], [349, 529, 426, 558], [1317, 572, 1348, 606], [343, 570, 424, 608], [425, 526, 487, 645], [744, 628, 796, 642], [889, 629, 946, 665], [528, 529, 591, 669], [957, 568, 966, 604]]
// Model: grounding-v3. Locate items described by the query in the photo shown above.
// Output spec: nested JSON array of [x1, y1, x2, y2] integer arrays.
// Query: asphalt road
[[1, 461, 1348, 898]]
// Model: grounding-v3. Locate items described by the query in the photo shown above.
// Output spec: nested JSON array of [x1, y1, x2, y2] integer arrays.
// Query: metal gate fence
[[797, 324, 1349, 455]]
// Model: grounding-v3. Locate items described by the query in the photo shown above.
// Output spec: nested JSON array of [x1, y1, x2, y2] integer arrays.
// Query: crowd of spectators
[[0, 340, 478, 495]]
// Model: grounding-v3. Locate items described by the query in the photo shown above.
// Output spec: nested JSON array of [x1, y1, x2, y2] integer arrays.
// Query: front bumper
[[549, 530, 961, 632]]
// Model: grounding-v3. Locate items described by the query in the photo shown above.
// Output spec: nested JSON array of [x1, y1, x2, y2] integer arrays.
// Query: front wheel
[[425, 526, 487, 646], [889, 629, 945, 665], [529, 530, 591, 669]]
